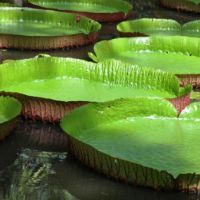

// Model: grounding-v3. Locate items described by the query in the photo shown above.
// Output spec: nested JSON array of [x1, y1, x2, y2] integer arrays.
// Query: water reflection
[[14, 120, 68, 151], [0, 119, 68, 175], [0, 148, 78, 200]]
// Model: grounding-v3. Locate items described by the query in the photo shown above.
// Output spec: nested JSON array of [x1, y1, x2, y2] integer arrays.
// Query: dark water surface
[[0, 1, 200, 199]]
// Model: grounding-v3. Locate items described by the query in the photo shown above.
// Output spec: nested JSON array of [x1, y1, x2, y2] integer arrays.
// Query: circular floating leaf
[[0, 96, 22, 141], [0, 56, 189, 100], [27, 0, 133, 22], [90, 36, 200, 87], [182, 20, 200, 37], [0, 7, 101, 49], [0, 3, 18, 7], [61, 98, 200, 192], [117, 18, 181, 37], [0, 56, 191, 121], [117, 18, 200, 37], [191, 91, 200, 100]]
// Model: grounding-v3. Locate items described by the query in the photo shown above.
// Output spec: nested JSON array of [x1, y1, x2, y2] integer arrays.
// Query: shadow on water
[[0, 0, 200, 200]]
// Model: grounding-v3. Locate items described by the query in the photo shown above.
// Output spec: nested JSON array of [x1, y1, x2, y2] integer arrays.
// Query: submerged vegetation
[[1, 149, 77, 200]]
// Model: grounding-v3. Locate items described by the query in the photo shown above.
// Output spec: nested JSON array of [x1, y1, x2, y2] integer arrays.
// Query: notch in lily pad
[[60, 98, 200, 193]]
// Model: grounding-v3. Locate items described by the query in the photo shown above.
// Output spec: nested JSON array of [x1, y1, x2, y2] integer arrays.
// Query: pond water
[[0, 0, 200, 199]]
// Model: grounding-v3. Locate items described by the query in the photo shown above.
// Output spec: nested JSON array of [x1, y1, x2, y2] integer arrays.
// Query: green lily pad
[[0, 56, 191, 122], [0, 56, 189, 101], [27, 0, 132, 14], [160, 0, 200, 13], [191, 91, 200, 100], [0, 7, 101, 49], [183, 20, 200, 37], [60, 98, 200, 191], [0, 3, 18, 7], [90, 36, 200, 86], [27, 0, 132, 22], [117, 18, 200, 37], [0, 96, 22, 141], [0, 7, 100, 37], [117, 18, 181, 36], [0, 96, 21, 124]]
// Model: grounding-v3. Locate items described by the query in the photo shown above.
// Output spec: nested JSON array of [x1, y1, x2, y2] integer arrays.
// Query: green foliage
[[117, 18, 200, 37], [0, 96, 21, 124], [27, 0, 133, 14], [61, 98, 200, 179], [0, 56, 189, 103], [0, 7, 101, 36], [90, 36, 200, 75]]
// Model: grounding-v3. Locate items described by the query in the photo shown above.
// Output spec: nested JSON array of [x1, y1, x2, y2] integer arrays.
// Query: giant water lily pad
[[0, 7, 101, 50], [0, 3, 18, 7], [61, 98, 200, 192], [182, 20, 200, 37], [160, 0, 200, 13], [0, 56, 191, 121], [0, 96, 21, 141], [117, 18, 181, 37], [90, 36, 200, 87], [27, 0, 132, 22], [117, 18, 200, 37]]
